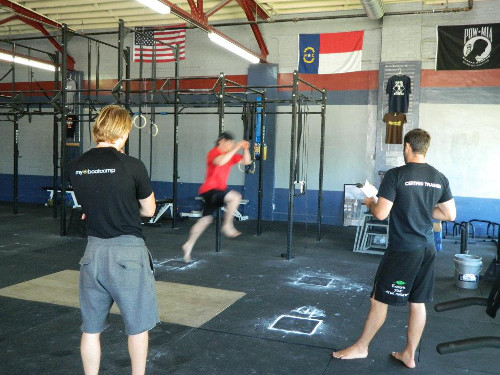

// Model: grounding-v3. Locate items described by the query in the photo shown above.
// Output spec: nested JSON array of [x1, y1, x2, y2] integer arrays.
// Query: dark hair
[[404, 129, 431, 155], [216, 131, 234, 144]]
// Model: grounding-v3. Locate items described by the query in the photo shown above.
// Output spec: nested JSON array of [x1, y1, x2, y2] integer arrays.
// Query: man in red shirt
[[182, 132, 251, 261]]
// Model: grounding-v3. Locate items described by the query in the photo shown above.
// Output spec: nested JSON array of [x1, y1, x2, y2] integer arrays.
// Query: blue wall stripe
[[4, 174, 496, 236], [421, 87, 500, 104]]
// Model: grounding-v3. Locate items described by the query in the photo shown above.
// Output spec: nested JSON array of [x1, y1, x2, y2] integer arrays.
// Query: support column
[[317, 89, 327, 241], [172, 47, 180, 228], [11, 43, 18, 215], [285, 71, 299, 260], [60, 23, 68, 236], [244, 64, 278, 222], [52, 53, 60, 218]]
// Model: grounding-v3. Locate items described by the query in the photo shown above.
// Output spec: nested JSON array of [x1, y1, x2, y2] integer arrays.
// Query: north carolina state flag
[[298, 31, 364, 74]]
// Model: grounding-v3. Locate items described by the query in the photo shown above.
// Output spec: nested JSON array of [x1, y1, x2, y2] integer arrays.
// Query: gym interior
[[0, 1, 499, 374]]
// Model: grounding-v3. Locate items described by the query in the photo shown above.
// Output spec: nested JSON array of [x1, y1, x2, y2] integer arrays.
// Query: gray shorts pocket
[[79, 256, 94, 288], [115, 260, 143, 290]]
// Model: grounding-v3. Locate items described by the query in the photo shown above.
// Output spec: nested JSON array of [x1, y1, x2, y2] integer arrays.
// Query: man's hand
[[240, 141, 252, 165], [236, 140, 249, 150]]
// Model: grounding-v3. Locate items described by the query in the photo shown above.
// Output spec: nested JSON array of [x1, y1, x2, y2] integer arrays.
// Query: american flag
[[133, 25, 186, 63]]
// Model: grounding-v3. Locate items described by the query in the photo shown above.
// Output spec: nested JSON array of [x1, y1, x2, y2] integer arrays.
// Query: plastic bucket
[[454, 254, 482, 290]]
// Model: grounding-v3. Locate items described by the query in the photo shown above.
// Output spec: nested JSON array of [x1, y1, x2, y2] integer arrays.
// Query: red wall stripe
[[0, 75, 248, 97], [421, 69, 500, 88], [277, 71, 379, 91], [2, 70, 500, 97]]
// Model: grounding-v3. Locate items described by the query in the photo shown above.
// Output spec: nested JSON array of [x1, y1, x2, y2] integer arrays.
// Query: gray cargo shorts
[[79, 235, 159, 335]]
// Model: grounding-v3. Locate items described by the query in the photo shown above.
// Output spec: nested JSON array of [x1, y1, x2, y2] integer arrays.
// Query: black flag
[[436, 23, 500, 70]]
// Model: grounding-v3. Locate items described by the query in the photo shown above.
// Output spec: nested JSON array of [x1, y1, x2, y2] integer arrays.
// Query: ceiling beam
[[239, 0, 269, 20], [160, 0, 266, 62], [0, 0, 75, 31], [0, 14, 16, 25], [235, 0, 268, 59], [0, 12, 75, 70], [205, 0, 234, 18]]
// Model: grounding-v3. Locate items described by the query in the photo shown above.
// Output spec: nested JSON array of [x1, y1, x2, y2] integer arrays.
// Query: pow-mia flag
[[436, 23, 500, 70]]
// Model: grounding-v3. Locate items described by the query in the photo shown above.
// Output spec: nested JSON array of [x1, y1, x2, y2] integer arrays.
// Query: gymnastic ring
[[248, 161, 256, 174], [133, 114, 147, 129], [238, 161, 255, 174], [150, 122, 159, 137]]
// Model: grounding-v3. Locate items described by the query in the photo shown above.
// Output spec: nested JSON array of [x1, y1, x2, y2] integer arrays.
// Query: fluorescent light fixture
[[208, 32, 260, 64], [135, 0, 171, 14], [0, 50, 57, 71]]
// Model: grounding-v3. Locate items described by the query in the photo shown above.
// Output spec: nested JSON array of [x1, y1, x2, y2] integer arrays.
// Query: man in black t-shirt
[[69, 105, 158, 375], [333, 129, 456, 369]]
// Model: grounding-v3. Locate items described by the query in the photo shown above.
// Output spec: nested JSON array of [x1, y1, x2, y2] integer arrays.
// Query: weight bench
[[43, 187, 80, 208], [143, 198, 174, 226], [181, 196, 249, 220], [434, 270, 500, 354]]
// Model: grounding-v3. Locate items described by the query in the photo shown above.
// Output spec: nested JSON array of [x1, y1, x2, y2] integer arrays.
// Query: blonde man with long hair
[[69, 105, 158, 375]]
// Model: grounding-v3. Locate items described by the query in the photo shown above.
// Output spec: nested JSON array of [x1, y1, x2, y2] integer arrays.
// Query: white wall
[[421, 103, 500, 199], [0, 114, 54, 176], [1, 0, 499, 208], [274, 105, 377, 190]]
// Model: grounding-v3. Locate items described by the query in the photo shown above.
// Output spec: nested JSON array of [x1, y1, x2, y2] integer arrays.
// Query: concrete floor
[[0, 202, 498, 374]]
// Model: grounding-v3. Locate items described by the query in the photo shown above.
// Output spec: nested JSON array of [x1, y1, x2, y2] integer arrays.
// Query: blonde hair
[[92, 105, 132, 144]]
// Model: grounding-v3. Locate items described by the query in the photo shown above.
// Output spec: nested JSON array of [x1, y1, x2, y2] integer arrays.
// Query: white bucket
[[454, 254, 482, 290]]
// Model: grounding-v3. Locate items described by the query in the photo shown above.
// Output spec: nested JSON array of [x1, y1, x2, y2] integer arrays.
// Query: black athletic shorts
[[371, 245, 436, 306], [200, 189, 230, 217]]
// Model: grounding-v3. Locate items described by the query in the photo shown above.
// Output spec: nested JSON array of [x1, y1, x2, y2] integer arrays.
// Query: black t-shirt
[[378, 163, 453, 251], [386, 75, 411, 113], [68, 147, 153, 239]]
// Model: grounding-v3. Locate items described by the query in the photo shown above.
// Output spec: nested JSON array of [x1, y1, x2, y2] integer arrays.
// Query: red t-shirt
[[199, 147, 242, 194]]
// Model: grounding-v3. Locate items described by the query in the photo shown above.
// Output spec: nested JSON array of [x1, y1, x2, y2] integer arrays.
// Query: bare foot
[[391, 351, 416, 368], [221, 226, 241, 238], [332, 344, 368, 360], [182, 243, 192, 262]]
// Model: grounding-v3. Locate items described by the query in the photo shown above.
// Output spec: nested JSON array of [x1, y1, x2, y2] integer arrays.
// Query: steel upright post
[[13, 113, 19, 215], [317, 89, 327, 241], [215, 73, 226, 253], [257, 92, 266, 236], [52, 53, 60, 218], [172, 47, 180, 228], [60, 24, 69, 236], [150, 41, 157, 179], [124, 46, 131, 155], [285, 71, 299, 260], [117, 19, 125, 105], [11, 44, 18, 215]]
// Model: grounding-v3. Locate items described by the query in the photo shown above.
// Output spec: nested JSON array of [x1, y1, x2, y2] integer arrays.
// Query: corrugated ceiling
[[0, 0, 475, 35]]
